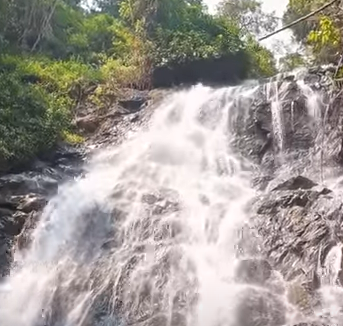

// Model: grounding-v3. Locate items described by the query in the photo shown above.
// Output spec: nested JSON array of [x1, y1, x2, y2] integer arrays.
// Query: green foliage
[[153, 16, 244, 66], [1, 55, 102, 97], [307, 16, 340, 63], [245, 37, 277, 77], [284, 0, 342, 64], [283, 0, 318, 43], [0, 0, 277, 171], [61, 130, 85, 144], [0, 57, 70, 170]]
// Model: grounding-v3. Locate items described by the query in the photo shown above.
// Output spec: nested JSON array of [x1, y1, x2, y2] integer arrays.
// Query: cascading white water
[[0, 79, 341, 326], [265, 81, 286, 157], [297, 81, 323, 121], [0, 85, 260, 326]]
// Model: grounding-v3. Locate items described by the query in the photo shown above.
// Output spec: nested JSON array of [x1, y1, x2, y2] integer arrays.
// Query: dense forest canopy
[[0, 0, 279, 172]]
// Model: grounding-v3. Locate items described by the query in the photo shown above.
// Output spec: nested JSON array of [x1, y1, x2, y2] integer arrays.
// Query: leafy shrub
[[61, 130, 85, 144], [245, 37, 277, 78], [0, 64, 69, 171], [0, 55, 102, 171]]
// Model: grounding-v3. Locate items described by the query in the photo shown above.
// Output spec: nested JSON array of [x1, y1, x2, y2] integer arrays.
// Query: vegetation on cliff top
[[0, 0, 277, 172]]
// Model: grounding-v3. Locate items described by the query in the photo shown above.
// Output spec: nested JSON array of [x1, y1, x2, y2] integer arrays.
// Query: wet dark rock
[[16, 194, 47, 213], [284, 75, 295, 82], [235, 287, 286, 326], [251, 182, 343, 294], [256, 190, 320, 215], [0, 173, 58, 197], [0, 140, 84, 280], [0, 195, 18, 211], [230, 81, 316, 169], [1, 212, 27, 236], [0, 208, 14, 218], [272, 176, 318, 192], [234, 259, 272, 285], [251, 175, 274, 191], [119, 97, 146, 113], [76, 114, 100, 133], [0, 234, 11, 277], [15, 211, 41, 251]]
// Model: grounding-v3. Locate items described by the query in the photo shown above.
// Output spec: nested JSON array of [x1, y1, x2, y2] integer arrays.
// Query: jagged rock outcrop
[[236, 174, 343, 324], [0, 144, 84, 279], [230, 69, 343, 176]]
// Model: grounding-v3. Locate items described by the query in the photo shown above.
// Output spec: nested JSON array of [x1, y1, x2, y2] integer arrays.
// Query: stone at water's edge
[[0, 144, 86, 279], [271, 176, 318, 192]]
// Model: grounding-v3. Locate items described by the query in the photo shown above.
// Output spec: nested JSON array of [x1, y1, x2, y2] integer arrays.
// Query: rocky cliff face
[[2, 67, 343, 326], [229, 67, 343, 326], [0, 145, 84, 278]]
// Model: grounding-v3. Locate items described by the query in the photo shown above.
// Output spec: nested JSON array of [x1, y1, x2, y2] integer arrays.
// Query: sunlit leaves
[[308, 16, 340, 49]]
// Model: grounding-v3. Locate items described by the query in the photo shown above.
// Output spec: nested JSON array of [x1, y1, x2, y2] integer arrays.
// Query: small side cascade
[[291, 101, 295, 133], [321, 244, 343, 287], [266, 81, 285, 159]]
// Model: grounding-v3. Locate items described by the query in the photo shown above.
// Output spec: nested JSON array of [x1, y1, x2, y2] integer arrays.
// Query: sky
[[204, 0, 288, 16]]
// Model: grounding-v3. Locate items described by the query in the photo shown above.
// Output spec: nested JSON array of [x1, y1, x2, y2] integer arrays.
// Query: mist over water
[[0, 81, 342, 326]]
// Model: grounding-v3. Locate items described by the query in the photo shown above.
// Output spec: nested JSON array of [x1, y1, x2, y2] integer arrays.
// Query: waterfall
[[0, 78, 341, 326]]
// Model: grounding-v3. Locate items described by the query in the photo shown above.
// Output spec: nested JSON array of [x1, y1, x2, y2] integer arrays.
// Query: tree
[[118, 0, 195, 31], [217, 0, 278, 36], [283, 0, 342, 63], [245, 36, 277, 77], [283, 0, 318, 43]]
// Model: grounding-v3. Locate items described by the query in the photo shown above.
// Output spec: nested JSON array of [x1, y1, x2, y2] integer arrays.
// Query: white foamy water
[[0, 85, 259, 326], [1, 80, 342, 326], [268, 81, 285, 154]]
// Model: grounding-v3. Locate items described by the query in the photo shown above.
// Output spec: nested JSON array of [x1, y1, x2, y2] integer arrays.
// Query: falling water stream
[[0, 80, 342, 326]]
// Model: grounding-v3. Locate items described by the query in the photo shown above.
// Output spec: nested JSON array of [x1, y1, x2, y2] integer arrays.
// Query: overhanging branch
[[258, 0, 341, 41]]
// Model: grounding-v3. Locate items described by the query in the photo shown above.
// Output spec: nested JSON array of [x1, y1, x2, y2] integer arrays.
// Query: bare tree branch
[[259, 0, 340, 41]]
